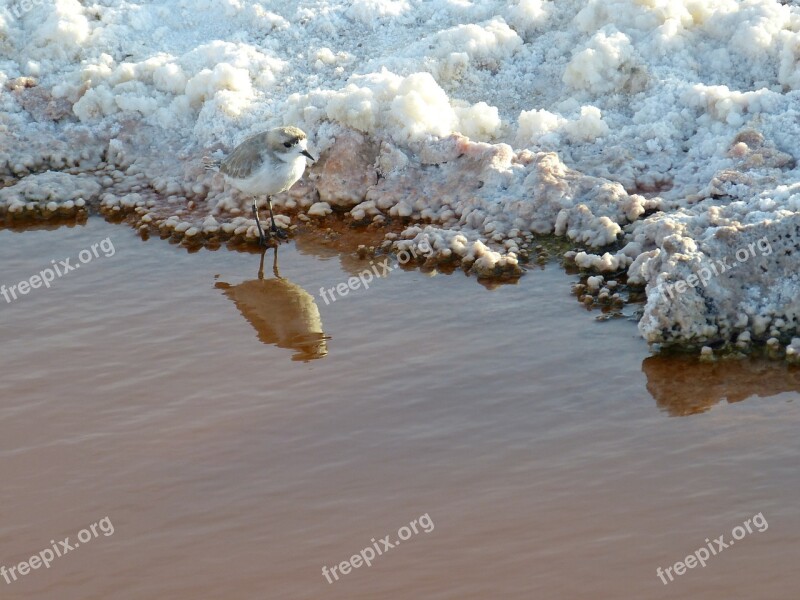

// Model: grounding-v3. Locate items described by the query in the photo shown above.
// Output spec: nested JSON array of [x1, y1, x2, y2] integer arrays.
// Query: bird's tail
[[202, 156, 221, 172]]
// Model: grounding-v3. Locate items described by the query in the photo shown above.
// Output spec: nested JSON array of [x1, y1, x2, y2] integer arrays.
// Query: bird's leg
[[257, 247, 267, 280], [266, 196, 287, 239], [272, 245, 281, 279], [252, 199, 269, 247]]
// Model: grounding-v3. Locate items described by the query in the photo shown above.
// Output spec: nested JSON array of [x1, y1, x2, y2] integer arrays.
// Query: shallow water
[[1, 218, 798, 599]]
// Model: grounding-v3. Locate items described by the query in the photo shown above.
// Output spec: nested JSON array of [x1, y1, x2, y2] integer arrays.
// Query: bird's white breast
[[227, 156, 307, 197]]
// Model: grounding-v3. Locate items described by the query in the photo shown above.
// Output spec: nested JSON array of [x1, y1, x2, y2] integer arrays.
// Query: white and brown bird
[[210, 126, 315, 245]]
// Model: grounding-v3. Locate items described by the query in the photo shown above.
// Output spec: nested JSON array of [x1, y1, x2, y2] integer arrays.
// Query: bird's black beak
[[301, 149, 316, 162]]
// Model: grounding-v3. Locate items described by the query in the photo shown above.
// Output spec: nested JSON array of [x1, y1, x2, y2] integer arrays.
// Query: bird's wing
[[219, 133, 267, 179]]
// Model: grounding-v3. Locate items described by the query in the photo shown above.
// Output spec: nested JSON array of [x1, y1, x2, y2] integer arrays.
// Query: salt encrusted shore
[[2, 0, 800, 349]]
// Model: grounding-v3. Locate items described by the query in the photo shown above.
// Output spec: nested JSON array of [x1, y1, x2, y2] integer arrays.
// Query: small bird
[[209, 126, 315, 246]]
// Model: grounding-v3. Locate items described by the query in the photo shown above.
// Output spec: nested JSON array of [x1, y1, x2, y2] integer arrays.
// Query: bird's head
[[269, 126, 315, 163]]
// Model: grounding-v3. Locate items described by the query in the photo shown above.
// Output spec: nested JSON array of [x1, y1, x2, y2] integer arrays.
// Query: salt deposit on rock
[[0, 171, 99, 216], [3, 0, 800, 346], [391, 225, 522, 279], [787, 337, 800, 363], [574, 251, 631, 273], [307, 202, 333, 217]]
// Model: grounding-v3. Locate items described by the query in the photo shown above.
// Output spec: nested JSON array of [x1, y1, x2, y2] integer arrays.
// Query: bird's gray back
[[219, 132, 270, 180]]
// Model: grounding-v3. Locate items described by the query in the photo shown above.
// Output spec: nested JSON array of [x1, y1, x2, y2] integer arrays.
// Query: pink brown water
[[1, 219, 798, 599]]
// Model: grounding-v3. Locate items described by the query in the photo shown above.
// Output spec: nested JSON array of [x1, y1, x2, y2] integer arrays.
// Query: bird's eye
[[284, 142, 292, 148]]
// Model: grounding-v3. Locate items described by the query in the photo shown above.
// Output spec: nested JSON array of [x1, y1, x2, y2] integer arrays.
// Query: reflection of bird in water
[[215, 247, 329, 361]]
